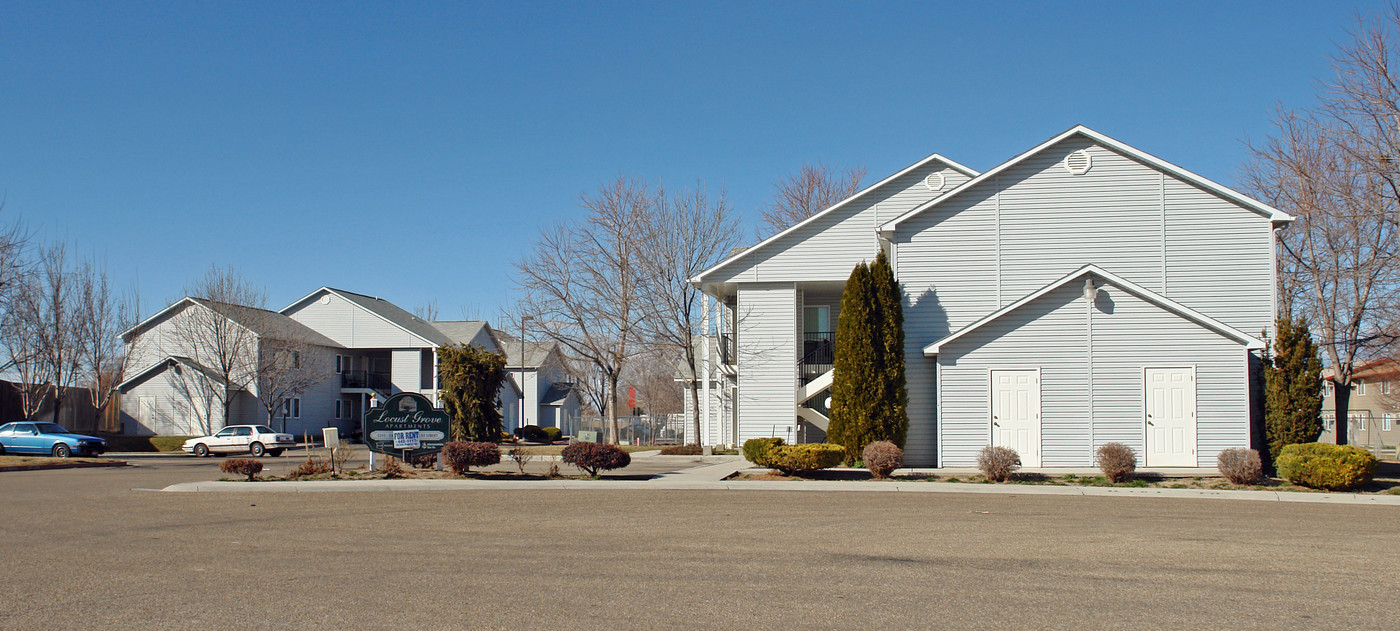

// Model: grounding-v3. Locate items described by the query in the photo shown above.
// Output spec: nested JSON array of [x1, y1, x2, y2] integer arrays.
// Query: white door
[[1145, 367, 1197, 467], [138, 397, 156, 433], [991, 369, 1041, 467]]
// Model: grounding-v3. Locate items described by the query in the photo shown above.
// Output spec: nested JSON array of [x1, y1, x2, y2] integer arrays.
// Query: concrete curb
[[157, 470, 1400, 506]]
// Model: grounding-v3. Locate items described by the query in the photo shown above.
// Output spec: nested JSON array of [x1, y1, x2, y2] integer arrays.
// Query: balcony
[[800, 331, 834, 385], [718, 333, 737, 366], [341, 370, 392, 393]]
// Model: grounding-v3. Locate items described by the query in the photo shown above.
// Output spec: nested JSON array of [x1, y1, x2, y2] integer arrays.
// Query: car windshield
[[34, 423, 70, 434], [254, 426, 275, 434]]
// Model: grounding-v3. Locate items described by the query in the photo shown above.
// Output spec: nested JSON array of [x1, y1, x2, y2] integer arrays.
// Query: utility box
[[322, 427, 340, 449]]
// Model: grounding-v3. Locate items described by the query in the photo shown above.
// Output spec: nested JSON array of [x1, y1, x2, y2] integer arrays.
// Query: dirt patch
[[0, 456, 127, 472]]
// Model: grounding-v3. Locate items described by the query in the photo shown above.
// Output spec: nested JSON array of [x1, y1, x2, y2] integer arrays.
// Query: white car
[[182, 425, 296, 458]]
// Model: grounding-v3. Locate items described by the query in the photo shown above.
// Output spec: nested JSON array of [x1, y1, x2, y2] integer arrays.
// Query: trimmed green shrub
[[441, 441, 502, 474], [542, 426, 563, 442], [660, 444, 703, 455], [743, 437, 784, 466], [99, 435, 195, 452], [561, 442, 631, 476], [150, 436, 196, 452], [514, 425, 549, 443], [977, 445, 1021, 483], [862, 441, 903, 479], [1276, 443, 1377, 491], [1263, 316, 1323, 471], [765, 444, 846, 476], [1096, 442, 1137, 483], [220, 458, 263, 481], [437, 343, 507, 442], [1216, 448, 1263, 485]]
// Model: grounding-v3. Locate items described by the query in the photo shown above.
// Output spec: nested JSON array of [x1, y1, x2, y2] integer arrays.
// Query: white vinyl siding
[[736, 283, 798, 443], [708, 164, 971, 284], [284, 290, 435, 349], [937, 278, 1249, 467], [391, 349, 423, 397]]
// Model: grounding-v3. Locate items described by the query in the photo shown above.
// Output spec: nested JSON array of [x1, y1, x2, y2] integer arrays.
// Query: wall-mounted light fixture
[[1083, 278, 1098, 301]]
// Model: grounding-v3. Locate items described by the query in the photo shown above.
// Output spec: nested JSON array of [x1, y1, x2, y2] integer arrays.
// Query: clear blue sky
[[0, 1, 1385, 321]]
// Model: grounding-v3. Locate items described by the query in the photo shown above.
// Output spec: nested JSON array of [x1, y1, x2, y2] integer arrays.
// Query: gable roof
[[118, 356, 232, 391], [692, 153, 978, 283], [431, 321, 494, 349], [923, 264, 1266, 356], [121, 297, 341, 348], [539, 382, 577, 406], [880, 125, 1293, 236], [281, 287, 453, 347], [495, 333, 557, 368]]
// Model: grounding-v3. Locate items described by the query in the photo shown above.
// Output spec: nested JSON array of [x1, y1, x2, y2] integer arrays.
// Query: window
[[1383, 414, 1393, 431], [1384, 381, 1393, 395], [335, 400, 342, 419], [1324, 382, 1333, 397], [1355, 380, 1365, 396], [234, 427, 253, 436], [215, 427, 236, 438], [335, 355, 343, 374], [282, 398, 301, 419], [421, 349, 434, 390], [1355, 414, 1366, 431]]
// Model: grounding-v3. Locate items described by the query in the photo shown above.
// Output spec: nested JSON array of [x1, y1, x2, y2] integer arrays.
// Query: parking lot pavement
[[2, 457, 1397, 630]]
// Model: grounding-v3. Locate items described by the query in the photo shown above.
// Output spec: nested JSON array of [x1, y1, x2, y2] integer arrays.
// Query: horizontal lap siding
[[1090, 285, 1248, 466], [711, 165, 971, 284], [120, 375, 215, 436], [999, 138, 1166, 299], [896, 188, 998, 466], [939, 284, 1090, 467], [737, 284, 797, 442], [1163, 179, 1274, 336], [286, 291, 432, 348]]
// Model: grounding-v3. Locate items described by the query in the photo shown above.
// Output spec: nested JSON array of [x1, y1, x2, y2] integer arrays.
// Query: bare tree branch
[[756, 163, 865, 238]]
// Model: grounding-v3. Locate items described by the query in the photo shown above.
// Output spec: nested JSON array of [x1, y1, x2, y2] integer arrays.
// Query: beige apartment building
[[1321, 359, 1400, 450]]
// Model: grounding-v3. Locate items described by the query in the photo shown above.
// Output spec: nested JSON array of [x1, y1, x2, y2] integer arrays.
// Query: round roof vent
[[1064, 150, 1092, 175], [320, 294, 331, 305], [923, 172, 945, 192]]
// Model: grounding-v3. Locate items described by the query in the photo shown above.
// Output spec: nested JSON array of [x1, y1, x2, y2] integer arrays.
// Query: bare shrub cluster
[[977, 446, 1020, 483]]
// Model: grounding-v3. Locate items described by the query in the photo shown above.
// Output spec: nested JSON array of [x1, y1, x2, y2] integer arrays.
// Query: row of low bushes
[[743, 438, 905, 477], [439, 441, 631, 477], [97, 435, 194, 452], [513, 425, 564, 443]]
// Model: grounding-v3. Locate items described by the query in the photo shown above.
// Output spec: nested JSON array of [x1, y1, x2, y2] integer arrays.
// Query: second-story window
[[1356, 380, 1366, 396]]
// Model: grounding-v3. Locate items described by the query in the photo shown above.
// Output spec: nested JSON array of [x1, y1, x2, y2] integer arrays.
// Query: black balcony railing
[[800, 331, 835, 384], [341, 370, 392, 392], [719, 333, 737, 366]]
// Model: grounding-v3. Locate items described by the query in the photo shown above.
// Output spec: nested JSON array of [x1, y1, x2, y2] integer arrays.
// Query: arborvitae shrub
[[660, 444, 703, 455], [561, 443, 631, 476], [1216, 448, 1264, 485], [437, 343, 507, 442], [977, 445, 1021, 482], [1263, 316, 1323, 471], [441, 441, 502, 475], [1096, 443, 1137, 483], [862, 441, 903, 479], [542, 426, 564, 442], [743, 437, 784, 466], [1276, 443, 1377, 490], [765, 444, 846, 475], [221, 458, 263, 481]]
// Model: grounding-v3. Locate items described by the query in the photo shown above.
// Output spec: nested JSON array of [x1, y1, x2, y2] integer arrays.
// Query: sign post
[[364, 393, 451, 464]]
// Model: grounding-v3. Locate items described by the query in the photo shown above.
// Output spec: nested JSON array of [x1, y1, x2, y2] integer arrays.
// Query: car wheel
[[0, 443, 6, 455], [267, 449, 284, 457], [52, 443, 71, 458], [193, 443, 209, 457], [249, 442, 265, 457]]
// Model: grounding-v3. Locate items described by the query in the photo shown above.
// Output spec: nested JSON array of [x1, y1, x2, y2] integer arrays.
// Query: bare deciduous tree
[[515, 176, 654, 444], [1244, 6, 1400, 445], [72, 258, 138, 428], [255, 338, 332, 429], [11, 243, 82, 424], [756, 163, 865, 238], [413, 300, 439, 321], [166, 265, 268, 434], [638, 183, 739, 443]]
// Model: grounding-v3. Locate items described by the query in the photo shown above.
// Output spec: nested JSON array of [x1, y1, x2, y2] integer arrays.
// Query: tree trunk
[[1333, 384, 1350, 446], [607, 374, 620, 445], [689, 376, 701, 447]]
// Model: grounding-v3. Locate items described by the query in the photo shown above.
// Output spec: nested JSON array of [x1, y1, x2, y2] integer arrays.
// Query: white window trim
[[1355, 380, 1365, 396], [283, 398, 301, 419]]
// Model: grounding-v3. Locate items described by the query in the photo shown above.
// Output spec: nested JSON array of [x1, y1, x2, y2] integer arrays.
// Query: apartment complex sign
[[364, 392, 450, 458]]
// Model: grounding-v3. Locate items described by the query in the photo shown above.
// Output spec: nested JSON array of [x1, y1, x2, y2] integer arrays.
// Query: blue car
[[0, 421, 107, 458]]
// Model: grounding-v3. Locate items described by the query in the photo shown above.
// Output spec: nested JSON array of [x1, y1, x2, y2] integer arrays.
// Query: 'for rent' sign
[[363, 392, 450, 458]]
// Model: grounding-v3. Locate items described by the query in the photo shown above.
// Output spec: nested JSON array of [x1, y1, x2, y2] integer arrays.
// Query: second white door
[[991, 369, 1041, 467], [1145, 367, 1197, 467]]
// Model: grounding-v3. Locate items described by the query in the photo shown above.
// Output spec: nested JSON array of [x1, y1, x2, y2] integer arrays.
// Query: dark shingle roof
[[325, 288, 454, 346], [192, 299, 342, 348], [431, 321, 492, 348]]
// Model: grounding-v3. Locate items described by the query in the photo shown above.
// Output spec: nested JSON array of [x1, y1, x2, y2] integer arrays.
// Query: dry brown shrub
[[1216, 448, 1263, 484], [862, 441, 904, 479], [1096, 442, 1137, 483], [379, 456, 406, 479], [977, 445, 1021, 482], [291, 455, 332, 478]]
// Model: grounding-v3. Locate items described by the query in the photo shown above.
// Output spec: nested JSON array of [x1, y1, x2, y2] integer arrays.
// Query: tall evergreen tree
[[828, 262, 878, 463], [1263, 316, 1323, 471], [869, 251, 908, 447], [437, 344, 508, 442]]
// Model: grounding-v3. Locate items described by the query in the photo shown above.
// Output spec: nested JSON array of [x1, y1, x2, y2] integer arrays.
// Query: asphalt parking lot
[[1, 454, 1396, 630]]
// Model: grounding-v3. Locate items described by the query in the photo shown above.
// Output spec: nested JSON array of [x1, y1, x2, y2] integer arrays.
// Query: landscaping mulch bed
[[0, 456, 128, 472]]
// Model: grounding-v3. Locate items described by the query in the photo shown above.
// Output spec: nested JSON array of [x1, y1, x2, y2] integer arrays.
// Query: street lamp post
[[520, 315, 533, 434]]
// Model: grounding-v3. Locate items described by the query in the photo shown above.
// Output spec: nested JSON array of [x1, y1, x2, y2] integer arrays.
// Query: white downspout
[[701, 295, 712, 446]]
